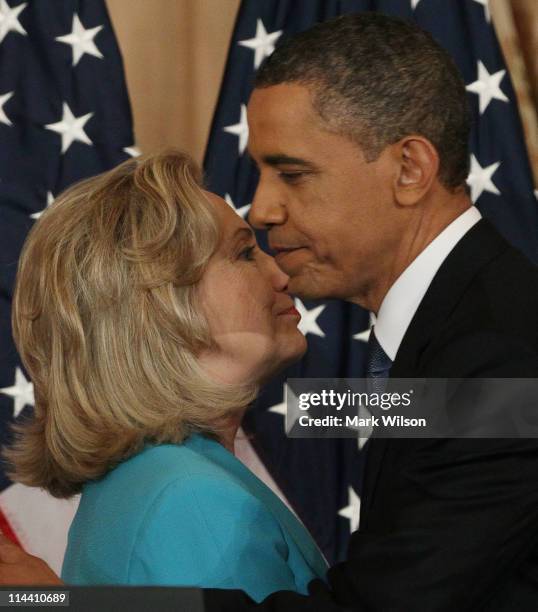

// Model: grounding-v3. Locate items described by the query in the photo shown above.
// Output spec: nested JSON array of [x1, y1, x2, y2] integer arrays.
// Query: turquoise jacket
[[62, 434, 328, 602]]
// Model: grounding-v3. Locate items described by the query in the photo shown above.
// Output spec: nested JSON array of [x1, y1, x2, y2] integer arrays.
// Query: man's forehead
[[247, 84, 333, 162], [247, 85, 364, 167], [248, 83, 318, 125]]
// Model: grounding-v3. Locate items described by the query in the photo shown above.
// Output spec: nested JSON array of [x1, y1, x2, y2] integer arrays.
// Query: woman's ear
[[393, 136, 440, 206]]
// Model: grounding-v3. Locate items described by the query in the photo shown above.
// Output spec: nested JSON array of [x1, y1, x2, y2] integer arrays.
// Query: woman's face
[[198, 192, 307, 386]]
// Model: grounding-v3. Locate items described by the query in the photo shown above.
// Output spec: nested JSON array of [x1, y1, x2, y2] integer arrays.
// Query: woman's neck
[[217, 413, 244, 454]]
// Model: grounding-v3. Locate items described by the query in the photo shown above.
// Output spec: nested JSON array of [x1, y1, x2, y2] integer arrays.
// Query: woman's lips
[[278, 306, 301, 318]]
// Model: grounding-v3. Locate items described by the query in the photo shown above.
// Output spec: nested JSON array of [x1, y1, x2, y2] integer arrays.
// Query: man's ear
[[392, 136, 440, 206]]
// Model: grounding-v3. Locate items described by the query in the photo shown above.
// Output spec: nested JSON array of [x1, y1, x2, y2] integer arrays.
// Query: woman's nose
[[260, 251, 289, 292]]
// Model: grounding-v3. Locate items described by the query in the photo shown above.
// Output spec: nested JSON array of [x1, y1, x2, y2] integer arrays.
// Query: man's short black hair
[[255, 13, 471, 190]]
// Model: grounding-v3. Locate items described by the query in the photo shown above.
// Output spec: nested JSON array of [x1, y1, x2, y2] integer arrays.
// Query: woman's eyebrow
[[230, 226, 255, 242]]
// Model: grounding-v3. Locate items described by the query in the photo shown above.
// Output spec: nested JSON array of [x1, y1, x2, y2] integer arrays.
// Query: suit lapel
[[390, 219, 508, 377], [360, 220, 509, 522]]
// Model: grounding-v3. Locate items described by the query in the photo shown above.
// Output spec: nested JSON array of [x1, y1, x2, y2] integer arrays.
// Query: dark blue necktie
[[365, 328, 392, 393], [359, 327, 394, 496]]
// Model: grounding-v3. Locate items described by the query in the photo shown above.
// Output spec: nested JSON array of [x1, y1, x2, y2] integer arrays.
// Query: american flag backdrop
[[0, 0, 135, 572], [204, 0, 538, 565]]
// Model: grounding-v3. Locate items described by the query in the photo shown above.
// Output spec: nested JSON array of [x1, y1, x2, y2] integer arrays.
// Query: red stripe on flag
[[0, 507, 22, 547]]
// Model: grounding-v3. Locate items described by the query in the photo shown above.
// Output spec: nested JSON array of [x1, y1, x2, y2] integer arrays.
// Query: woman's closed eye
[[238, 245, 257, 262]]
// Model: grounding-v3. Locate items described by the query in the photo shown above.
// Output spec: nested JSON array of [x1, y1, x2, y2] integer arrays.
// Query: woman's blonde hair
[[6, 150, 257, 498]]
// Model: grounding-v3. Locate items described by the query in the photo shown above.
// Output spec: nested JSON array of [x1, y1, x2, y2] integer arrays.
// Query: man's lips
[[270, 245, 303, 254], [272, 246, 305, 264]]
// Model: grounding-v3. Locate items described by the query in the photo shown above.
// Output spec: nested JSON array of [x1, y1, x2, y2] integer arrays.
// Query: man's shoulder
[[472, 235, 537, 299], [456, 240, 537, 327], [420, 247, 538, 377], [442, 219, 538, 322], [402, 227, 538, 377]]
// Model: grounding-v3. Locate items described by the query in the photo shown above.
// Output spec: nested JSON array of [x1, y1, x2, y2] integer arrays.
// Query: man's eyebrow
[[262, 154, 315, 168]]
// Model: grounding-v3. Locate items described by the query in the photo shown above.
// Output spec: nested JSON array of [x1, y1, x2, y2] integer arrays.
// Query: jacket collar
[[390, 219, 508, 378]]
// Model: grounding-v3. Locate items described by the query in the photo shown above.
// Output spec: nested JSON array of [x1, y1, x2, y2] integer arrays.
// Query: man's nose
[[249, 181, 287, 229]]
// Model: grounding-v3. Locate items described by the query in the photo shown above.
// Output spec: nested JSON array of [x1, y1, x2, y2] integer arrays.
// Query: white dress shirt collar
[[374, 207, 482, 361]]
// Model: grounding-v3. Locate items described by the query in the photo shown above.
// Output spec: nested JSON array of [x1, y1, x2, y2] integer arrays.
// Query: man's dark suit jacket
[[205, 219, 538, 611]]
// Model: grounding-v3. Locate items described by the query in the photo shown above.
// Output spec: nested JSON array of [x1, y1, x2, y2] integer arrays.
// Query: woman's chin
[[198, 339, 306, 388], [260, 346, 307, 383]]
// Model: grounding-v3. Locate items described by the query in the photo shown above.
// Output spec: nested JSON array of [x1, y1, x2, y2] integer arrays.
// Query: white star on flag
[[338, 486, 361, 533], [0, 367, 34, 418], [269, 385, 304, 434], [353, 312, 376, 343], [45, 103, 93, 154], [55, 14, 104, 66], [238, 19, 282, 69], [0, 0, 27, 44], [0, 91, 13, 126], [30, 191, 55, 220], [295, 298, 326, 337], [473, 0, 491, 23], [223, 105, 249, 156], [284, 385, 305, 433], [357, 402, 374, 450], [268, 397, 286, 417], [466, 61, 508, 114], [338, 394, 374, 451], [224, 193, 251, 219], [467, 154, 501, 203], [123, 145, 141, 157]]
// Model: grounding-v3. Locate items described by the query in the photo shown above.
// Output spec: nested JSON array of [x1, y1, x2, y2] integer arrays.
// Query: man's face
[[247, 83, 403, 304]]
